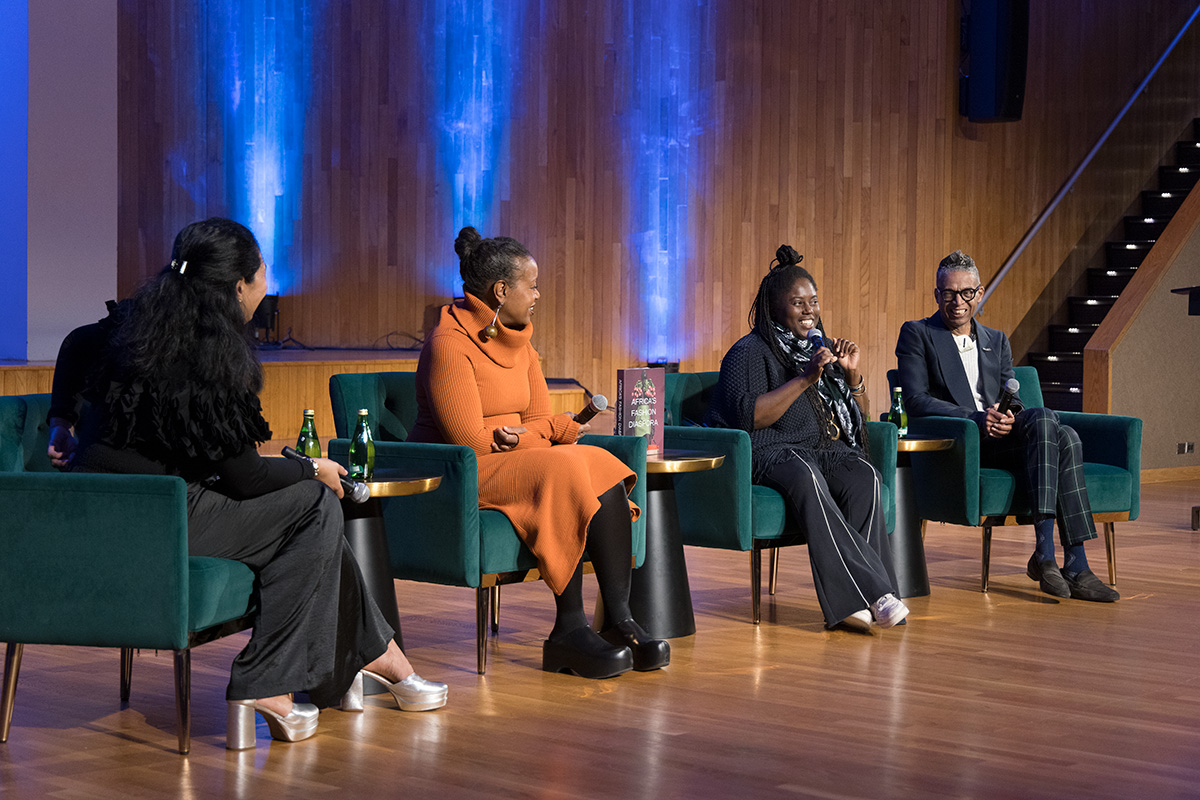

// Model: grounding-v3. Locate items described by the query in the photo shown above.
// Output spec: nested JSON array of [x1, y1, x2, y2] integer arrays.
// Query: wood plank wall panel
[[117, 1, 1199, 414], [0, 367, 54, 397]]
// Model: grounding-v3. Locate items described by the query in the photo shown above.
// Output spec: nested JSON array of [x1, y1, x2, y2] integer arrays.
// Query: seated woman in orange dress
[[407, 226, 669, 678]]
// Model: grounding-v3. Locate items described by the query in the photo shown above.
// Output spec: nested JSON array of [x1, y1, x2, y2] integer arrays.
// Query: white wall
[[26, 0, 118, 361]]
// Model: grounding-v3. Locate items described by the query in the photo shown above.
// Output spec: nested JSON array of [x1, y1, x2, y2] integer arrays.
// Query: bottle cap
[[358, 408, 369, 415], [303, 408, 314, 415]]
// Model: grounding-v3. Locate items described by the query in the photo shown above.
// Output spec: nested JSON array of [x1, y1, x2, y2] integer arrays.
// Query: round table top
[[896, 436, 954, 453], [358, 473, 442, 498], [647, 449, 726, 474]]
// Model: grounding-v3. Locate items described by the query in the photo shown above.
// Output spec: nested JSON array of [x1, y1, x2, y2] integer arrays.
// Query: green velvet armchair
[[892, 366, 1141, 591], [662, 372, 898, 623], [327, 372, 647, 674], [0, 394, 256, 754]]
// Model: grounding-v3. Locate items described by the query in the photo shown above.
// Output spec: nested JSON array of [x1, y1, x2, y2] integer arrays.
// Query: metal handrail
[[978, 3, 1200, 311]]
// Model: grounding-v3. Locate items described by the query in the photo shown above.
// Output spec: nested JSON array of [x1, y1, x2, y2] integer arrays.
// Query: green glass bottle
[[296, 409, 322, 458], [888, 387, 908, 437], [348, 408, 375, 480]]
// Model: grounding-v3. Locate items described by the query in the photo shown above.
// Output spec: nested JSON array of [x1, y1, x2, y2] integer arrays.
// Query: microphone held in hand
[[997, 378, 1021, 416], [282, 446, 370, 503], [575, 394, 608, 426], [806, 328, 827, 350]]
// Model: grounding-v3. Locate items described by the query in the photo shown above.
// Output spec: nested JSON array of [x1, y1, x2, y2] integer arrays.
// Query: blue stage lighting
[[423, 0, 526, 297], [623, 1, 708, 364], [214, 0, 316, 296]]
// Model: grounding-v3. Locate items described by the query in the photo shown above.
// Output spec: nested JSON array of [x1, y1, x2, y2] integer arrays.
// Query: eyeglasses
[[937, 286, 982, 304]]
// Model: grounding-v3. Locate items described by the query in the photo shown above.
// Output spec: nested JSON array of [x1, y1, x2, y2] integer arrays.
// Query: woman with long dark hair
[[705, 245, 909, 632], [406, 226, 669, 679], [49, 218, 446, 746]]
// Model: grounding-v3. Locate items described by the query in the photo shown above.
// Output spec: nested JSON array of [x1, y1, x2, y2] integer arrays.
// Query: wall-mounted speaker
[[959, 0, 1029, 122]]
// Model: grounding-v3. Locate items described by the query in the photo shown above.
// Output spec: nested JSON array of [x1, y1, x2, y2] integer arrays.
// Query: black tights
[[548, 482, 633, 639]]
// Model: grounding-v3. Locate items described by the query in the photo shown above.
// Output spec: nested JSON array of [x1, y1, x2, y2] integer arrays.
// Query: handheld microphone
[[806, 328, 827, 349], [282, 446, 370, 503], [997, 378, 1020, 416], [575, 394, 608, 426]]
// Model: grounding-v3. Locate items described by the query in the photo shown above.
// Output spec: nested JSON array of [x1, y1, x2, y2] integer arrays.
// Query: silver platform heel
[[226, 698, 320, 749], [339, 672, 365, 712], [360, 669, 448, 712]]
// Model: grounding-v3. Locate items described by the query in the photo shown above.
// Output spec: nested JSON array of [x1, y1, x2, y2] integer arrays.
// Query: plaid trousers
[[979, 407, 1097, 546]]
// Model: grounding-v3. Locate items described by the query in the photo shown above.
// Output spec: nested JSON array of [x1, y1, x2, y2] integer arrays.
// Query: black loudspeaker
[[959, 0, 1029, 122]]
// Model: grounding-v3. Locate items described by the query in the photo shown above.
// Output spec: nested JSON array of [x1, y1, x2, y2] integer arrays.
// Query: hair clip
[[171, 259, 189, 275]]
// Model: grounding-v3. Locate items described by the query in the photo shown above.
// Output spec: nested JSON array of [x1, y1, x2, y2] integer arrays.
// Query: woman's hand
[[491, 425, 528, 452], [564, 412, 591, 442], [828, 337, 860, 373], [800, 347, 837, 381], [47, 422, 77, 469], [312, 457, 348, 498]]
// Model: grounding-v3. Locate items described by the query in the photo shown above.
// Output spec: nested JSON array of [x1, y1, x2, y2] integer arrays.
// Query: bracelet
[[848, 377, 865, 395], [306, 457, 319, 480]]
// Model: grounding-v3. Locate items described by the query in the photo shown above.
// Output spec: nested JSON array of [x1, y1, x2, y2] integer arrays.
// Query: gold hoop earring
[[482, 304, 502, 341]]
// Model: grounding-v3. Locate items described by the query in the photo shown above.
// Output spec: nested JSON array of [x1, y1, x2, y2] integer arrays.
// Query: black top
[[51, 306, 306, 499], [705, 330, 861, 480]]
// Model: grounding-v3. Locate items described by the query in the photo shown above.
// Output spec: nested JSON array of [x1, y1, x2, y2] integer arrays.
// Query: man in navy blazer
[[895, 250, 1118, 602]]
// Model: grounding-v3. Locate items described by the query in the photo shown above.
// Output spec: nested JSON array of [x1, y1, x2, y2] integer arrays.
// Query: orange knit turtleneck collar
[[444, 291, 533, 368]]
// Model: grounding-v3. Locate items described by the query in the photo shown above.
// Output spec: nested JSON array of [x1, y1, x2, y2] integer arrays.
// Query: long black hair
[[749, 244, 823, 372], [454, 226, 532, 301], [107, 217, 264, 394]]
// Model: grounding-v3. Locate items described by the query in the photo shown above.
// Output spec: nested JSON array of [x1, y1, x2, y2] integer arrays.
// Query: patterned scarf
[[771, 322, 863, 448]]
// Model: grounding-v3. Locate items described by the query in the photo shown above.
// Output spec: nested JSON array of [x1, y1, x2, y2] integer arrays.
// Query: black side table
[[621, 450, 725, 639], [342, 471, 440, 693], [892, 437, 953, 597]]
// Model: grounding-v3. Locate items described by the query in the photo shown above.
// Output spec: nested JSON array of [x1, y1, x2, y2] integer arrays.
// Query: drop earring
[[482, 304, 502, 341]]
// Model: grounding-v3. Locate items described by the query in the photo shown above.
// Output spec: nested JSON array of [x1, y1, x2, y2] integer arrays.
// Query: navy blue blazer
[[895, 313, 1022, 432]]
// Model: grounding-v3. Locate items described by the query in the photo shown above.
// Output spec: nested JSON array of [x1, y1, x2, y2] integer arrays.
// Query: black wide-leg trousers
[[186, 480, 394, 707], [761, 454, 897, 626]]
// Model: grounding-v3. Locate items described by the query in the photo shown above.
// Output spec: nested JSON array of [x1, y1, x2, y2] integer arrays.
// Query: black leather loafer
[[1027, 554, 1070, 598], [543, 626, 633, 678], [1064, 569, 1120, 602], [600, 618, 670, 671]]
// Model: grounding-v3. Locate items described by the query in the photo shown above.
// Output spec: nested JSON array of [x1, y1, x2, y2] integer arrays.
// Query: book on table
[[616, 367, 664, 455]]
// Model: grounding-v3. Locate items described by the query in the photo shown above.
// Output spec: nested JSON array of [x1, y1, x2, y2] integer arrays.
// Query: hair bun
[[454, 226, 482, 261], [772, 244, 803, 270]]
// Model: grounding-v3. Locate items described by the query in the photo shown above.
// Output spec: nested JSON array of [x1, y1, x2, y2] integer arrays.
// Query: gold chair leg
[[750, 549, 762, 624], [490, 585, 500, 634], [768, 547, 779, 596], [981, 525, 993, 593], [1104, 522, 1117, 586], [173, 649, 190, 755], [120, 647, 133, 702], [476, 587, 488, 675], [2, 643, 23, 743]]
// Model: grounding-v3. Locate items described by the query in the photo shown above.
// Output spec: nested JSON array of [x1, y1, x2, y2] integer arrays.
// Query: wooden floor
[[3, 481, 1199, 799]]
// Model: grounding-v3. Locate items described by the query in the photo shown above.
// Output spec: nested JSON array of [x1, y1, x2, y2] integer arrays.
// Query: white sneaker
[[838, 609, 873, 632], [870, 593, 909, 628]]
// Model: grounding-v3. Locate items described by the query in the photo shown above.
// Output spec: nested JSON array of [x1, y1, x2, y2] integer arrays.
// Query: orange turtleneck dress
[[406, 293, 640, 595]]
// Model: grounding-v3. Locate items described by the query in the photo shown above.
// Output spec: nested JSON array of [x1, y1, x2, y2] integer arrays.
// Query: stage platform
[[1, 348, 590, 445]]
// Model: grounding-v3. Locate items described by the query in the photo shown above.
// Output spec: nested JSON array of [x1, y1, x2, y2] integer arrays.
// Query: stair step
[[1141, 190, 1186, 216], [1123, 215, 1168, 240], [1028, 352, 1083, 383], [1049, 324, 1098, 351], [1105, 241, 1152, 269], [1068, 296, 1118, 325], [1040, 382, 1083, 412], [1087, 266, 1136, 295], [1176, 140, 1200, 166], [1159, 165, 1199, 192]]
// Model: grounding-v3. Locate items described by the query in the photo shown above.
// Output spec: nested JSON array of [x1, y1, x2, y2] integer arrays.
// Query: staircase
[[1026, 120, 1200, 411]]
